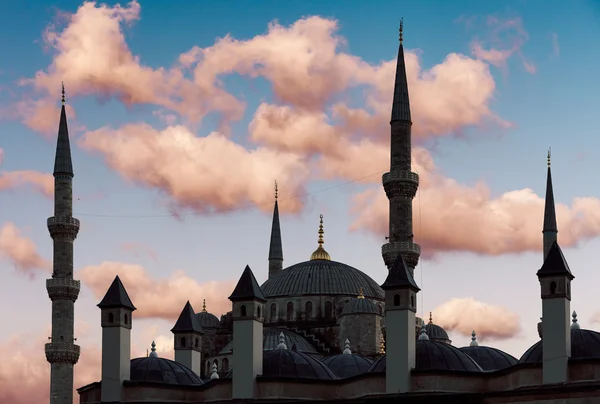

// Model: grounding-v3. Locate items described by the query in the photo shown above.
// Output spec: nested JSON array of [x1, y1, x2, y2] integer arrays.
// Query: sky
[[0, 0, 600, 402]]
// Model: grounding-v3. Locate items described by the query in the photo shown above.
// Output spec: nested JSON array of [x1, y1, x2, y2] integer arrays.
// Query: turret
[[268, 181, 284, 279], [543, 149, 558, 260], [98, 275, 136, 402], [171, 301, 203, 376], [228, 265, 266, 399], [537, 241, 574, 384], [381, 252, 420, 393]]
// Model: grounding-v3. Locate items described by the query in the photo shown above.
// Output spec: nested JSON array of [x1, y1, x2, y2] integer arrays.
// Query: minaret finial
[[210, 362, 220, 379], [547, 147, 551, 167], [277, 332, 287, 350], [202, 299, 207, 313], [379, 334, 385, 354], [61, 81, 65, 104], [149, 341, 158, 357], [399, 18, 404, 44], [357, 287, 364, 299], [275, 180, 278, 200], [470, 330, 479, 347], [429, 312, 433, 324], [571, 311, 580, 330], [418, 323, 429, 341], [310, 214, 331, 260], [343, 338, 352, 355]]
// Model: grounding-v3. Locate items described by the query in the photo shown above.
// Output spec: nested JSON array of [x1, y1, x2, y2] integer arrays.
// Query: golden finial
[[379, 334, 385, 355], [429, 312, 433, 324], [357, 287, 365, 299], [310, 214, 331, 260], [399, 18, 404, 44], [61, 82, 65, 104], [202, 299, 207, 313], [274, 180, 278, 200], [547, 147, 551, 167]]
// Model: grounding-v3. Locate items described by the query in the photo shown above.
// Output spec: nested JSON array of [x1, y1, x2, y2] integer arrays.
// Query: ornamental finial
[[61, 82, 65, 104], [418, 323, 429, 341], [149, 341, 158, 357], [547, 147, 551, 167], [571, 310, 580, 330], [275, 180, 278, 200], [470, 330, 479, 347], [310, 214, 331, 260], [202, 299, 207, 313], [429, 312, 433, 324], [358, 287, 364, 299], [277, 332, 287, 350], [343, 338, 352, 355], [399, 18, 404, 44]]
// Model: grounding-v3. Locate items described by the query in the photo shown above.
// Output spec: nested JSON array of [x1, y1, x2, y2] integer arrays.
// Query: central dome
[[261, 260, 384, 299]]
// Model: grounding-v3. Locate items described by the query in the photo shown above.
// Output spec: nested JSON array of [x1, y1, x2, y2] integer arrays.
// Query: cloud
[[0, 170, 54, 196], [0, 222, 51, 276], [78, 124, 309, 214], [551, 33, 560, 57], [77, 261, 235, 320], [432, 298, 521, 341], [121, 242, 157, 260]]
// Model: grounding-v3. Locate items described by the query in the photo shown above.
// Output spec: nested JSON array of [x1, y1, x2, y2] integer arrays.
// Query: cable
[[413, 162, 425, 322], [73, 169, 388, 218]]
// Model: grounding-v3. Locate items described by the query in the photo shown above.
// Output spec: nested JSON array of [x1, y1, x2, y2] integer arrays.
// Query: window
[[108, 312, 114, 324], [410, 295, 415, 308], [240, 304, 247, 317], [287, 302, 294, 321], [305, 301, 313, 320], [124, 314, 128, 325], [550, 281, 557, 295], [393, 294, 400, 306], [180, 337, 186, 348], [325, 301, 333, 320], [195, 338, 199, 348], [222, 358, 229, 371], [257, 305, 261, 318], [270, 303, 277, 322]]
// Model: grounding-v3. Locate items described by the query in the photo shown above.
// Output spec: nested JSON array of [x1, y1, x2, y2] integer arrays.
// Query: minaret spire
[[382, 20, 421, 275], [543, 148, 558, 260], [268, 180, 284, 279], [46, 82, 81, 404]]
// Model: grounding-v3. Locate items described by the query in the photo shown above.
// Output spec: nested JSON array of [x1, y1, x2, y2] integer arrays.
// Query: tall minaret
[[268, 181, 283, 279], [45, 83, 81, 404], [382, 19, 421, 275], [543, 149, 558, 260]]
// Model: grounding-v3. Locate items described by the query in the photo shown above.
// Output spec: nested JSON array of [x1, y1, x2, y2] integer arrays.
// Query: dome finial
[[202, 299, 207, 313], [470, 330, 479, 347], [343, 338, 352, 354], [399, 18, 404, 44], [379, 334, 385, 354], [310, 214, 331, 260], [149, 341, 158, 358], [429, 312, 433, 324], [547, 147, 551, 167], [274, 180, 278, 200], [210, 363, 219, 379], [418, 323, 429, 341], [61, 81, 66, 104], [571, 310, 580, 330], [357, 287, 364, 299], [277, 332, 287, 350]]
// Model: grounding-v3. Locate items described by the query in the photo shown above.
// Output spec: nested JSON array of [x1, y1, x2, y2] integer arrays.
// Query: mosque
[[43, 22, 600, 404]]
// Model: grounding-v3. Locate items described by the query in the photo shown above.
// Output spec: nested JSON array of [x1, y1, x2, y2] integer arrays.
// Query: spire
[[543, 148, 558, 234], [343, 339, 352, 355], [391, 18, 411, 122], [381, 253, 420, 291], [54, 82, 74, 177], [470, 330, 479, 347], [228, 265, 267, 302], [310, 214, 331, 260], [97, 275, 137, 311], [268, 180, 284, 264], [149, 341, 158, 358], [171, 301, 203, 333], [537, 241, 574, 280], [571, 311, 580, 330]]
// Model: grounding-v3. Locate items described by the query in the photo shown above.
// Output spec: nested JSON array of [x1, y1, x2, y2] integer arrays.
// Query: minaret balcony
[[382, 241, 421, 269], [46, 278, 80, 301], [47, 216, 80, 240], [382, 171, 419, 199], [45, 342, 80, 365]]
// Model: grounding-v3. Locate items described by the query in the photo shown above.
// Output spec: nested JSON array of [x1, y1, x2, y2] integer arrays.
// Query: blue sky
[[0, 1, 600, 397]]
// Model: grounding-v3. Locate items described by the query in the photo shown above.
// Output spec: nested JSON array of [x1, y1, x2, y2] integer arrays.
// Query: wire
[[73, 169, 388, 218], [412, 162, 425, 321]]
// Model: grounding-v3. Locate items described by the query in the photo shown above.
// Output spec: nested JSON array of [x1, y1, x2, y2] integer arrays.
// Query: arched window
[[222, 358, 229, 371], [124, 314, 128, 325], [240, 304, 247, 317], [257, 305, 261, 318], [270, 303, 277, 322], [108, 312, 114, 324], [180, 336, 186, 348], [305, 301, 313, 320], [287, 302, 294, 321], [324, 301, 333, 320], [550, 281, 557, 295]]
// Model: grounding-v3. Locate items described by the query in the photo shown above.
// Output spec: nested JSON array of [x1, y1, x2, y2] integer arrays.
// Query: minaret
[[543, 149, 558, 260], [171, 301, 203, 376], [45, 83, 81, 404], [98, 275, 136, 402], [229, 265, 266, 399], [382, 19, 421, 275], [381, 252, 420, 393], [268, 181, 284, 279], [537, 241, 574, 384]]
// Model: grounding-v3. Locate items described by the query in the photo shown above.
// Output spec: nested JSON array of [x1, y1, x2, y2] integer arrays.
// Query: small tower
[[228, 265, 266, 399], [97, 275, 136, 402], [381, 252, 420, 393], [543, 149, 558, 260], [537, 241, 574, 384], [268, 181, 284, 279], [171, 301, 204, 376]]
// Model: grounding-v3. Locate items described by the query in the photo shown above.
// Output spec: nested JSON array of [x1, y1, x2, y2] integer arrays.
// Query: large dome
[[261, 260, 384, 299], [130, 356, 203, 385], [519, 328, 600, 364]]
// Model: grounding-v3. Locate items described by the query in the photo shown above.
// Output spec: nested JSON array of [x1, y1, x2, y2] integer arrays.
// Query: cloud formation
[[0, 149, 53, 196], [0, 222, 51, 276], [78, 261, 235, 320], [432, 298, 521, 341]]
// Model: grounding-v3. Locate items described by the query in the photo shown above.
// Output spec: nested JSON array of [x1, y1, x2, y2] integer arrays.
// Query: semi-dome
[[261, 260, 384, 299], [263, 344, 338, 380], [341, 292, 381, 316], [520, 328, 600, 364], [322, 340, 373, 378], [219, 328, 318, 355], [368, 340, 483, 373], [459, 330, 517, 371], [130, 356, 203, 385]]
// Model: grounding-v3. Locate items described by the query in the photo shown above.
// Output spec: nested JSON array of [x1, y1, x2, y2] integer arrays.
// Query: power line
[[73, 169, 388, 219]]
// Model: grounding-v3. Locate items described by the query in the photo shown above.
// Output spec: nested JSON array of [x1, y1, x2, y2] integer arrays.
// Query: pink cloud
[[121, 242, 157, 260], [0, 222, 51, 276]]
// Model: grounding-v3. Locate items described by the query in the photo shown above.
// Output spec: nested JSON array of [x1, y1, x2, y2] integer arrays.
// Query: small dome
[[459, 346, 517, 371], [341, 296, 381, 316], [322, 353, 373, 378], [130, 357, 203, 385], [519, 328, 600, 364], [262, 348, 338, 380], [218, 328, 317, 355], [425, 322, 451, 344], [196, 311, 221, 328], [368, 340, 483, 373]]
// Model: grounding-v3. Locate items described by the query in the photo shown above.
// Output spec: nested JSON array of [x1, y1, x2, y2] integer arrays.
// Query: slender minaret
[[45, 83, 81, 404], [537, 241, 574, 384], [381, 253, 420, 393], [543, 149, 558, 260], [382, 19, 421, 275], [171, 301, 203, 376], [268, 181, 283, 279], [229, 265, 266, 399]]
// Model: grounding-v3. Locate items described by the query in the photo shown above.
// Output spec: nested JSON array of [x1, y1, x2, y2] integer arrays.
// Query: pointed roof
[[268, 200, 283, 261], [54, 85, 74, 177], [97, 275, 137, 310], [228, 265, 267, 302], [171, 301, 203, 334], [543, 150, 557, 233], [381, 253, 420, 291], [537, 241, 574, 280], [390, 20, 411, 122]]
